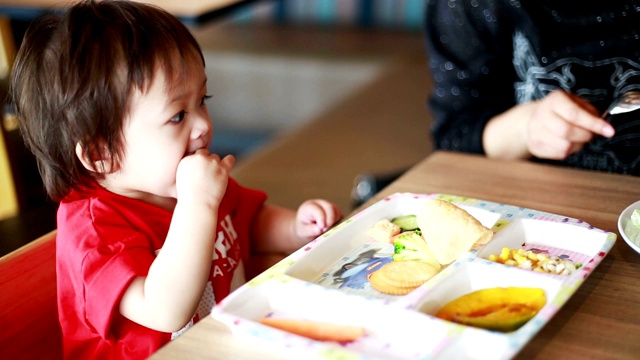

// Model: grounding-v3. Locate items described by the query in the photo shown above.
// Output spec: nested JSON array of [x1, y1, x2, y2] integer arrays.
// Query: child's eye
[[169, 110, 186, 123], [200, 94, 212, 107]]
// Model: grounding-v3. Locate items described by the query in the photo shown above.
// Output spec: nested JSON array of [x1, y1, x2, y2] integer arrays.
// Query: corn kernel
[[504, 259, 518, 267], [513, 253, 526, 264], [519, 260, 533, 270], [499, 248, 510, 261]]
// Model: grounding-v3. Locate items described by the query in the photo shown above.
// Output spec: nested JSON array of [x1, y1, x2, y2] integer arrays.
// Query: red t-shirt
[[56, 178, 266, 359]]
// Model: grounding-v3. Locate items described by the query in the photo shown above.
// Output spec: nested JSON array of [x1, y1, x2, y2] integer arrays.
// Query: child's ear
[[75, 142, 115, 174]]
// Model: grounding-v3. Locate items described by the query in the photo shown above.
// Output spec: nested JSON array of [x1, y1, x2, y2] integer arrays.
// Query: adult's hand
[[525, 90, 615, 159], [483, 89, 615, 160]]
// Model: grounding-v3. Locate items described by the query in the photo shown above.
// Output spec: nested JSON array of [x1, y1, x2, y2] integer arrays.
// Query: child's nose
[[192, 114, 212, 139]]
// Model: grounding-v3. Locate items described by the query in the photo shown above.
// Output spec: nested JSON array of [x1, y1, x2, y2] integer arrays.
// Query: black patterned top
[[424, 0, 640, 175]]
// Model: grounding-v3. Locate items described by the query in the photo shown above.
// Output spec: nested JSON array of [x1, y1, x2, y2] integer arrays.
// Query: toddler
[[10, 1, 342, 358]]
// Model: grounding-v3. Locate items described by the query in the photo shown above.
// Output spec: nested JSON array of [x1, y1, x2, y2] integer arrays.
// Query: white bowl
[[618, 200, 640, 254]]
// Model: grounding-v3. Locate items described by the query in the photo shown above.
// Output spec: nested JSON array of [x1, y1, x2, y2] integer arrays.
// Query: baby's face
[[102, 52, 212, 205]]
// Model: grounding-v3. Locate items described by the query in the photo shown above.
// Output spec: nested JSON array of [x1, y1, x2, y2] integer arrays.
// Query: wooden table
[[0, 0, 258, 26], [152, 150, 640, 359]]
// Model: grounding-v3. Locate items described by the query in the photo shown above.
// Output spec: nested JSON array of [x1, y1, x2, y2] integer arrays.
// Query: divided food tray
[[210, 193, 617, 359]]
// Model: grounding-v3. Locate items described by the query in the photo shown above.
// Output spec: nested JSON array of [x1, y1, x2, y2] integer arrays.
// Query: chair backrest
[[0, 230, 62, 359], [0, 15, 19, 220]]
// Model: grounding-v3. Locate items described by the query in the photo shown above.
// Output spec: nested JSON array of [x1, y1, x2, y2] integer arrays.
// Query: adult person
[[424, 0, 640, 174]]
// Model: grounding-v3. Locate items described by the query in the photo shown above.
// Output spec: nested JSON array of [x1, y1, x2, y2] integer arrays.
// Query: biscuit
[[368, 272, 417, 295], [369, 260, 438, 295]]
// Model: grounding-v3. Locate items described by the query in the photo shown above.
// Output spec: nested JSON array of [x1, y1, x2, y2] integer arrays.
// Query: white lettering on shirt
[[212, 215, 237, 260]]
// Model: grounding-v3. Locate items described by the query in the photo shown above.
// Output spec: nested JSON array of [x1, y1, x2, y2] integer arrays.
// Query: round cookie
[[369, 271, 418, 295], [369, 260, 439, 295]]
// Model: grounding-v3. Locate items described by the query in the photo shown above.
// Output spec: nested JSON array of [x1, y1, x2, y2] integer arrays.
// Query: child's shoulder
[[58, 185, 172, 245]]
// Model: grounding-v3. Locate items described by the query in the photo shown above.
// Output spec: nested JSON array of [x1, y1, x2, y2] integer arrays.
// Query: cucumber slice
[[391, 215, 419, 231]]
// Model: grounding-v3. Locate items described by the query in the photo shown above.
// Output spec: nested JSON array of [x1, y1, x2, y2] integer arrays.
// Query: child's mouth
[[185, 144, 209, 157]]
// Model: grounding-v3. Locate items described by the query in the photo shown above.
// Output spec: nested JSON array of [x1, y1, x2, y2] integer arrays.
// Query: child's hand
[[175, 149, 235, 207], [294, 199, 342, 240]]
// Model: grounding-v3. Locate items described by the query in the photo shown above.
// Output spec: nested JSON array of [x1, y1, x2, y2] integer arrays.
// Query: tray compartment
[[415, 259, 563, 328], [214, 280, 452, 359], [285, 194, 501, 297], [476, 218, 612, 274]]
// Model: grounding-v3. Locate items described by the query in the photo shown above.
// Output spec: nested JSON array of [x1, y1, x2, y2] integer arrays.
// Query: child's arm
[[119, 150, 235, 332], [251, 200, 342, 254]]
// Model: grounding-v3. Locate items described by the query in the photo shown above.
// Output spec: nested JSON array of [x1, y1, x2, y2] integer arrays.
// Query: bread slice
[[417, 199, 493, 265]]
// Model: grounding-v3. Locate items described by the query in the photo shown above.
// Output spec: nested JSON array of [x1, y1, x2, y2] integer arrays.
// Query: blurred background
[[0, 0, 433, 255]]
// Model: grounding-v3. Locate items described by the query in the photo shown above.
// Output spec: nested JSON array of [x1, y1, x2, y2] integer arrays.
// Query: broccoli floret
[[392, 231, 441, 270]]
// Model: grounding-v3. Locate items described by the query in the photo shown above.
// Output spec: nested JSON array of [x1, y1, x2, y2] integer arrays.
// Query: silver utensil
[[603, 91, 640, 118]]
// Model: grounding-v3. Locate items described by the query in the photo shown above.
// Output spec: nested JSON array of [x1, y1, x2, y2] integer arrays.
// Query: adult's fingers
[[549, 120, 595, 143], [548, 91, 615, 138]]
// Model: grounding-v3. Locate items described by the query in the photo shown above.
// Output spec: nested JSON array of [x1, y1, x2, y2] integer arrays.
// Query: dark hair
[[10, 0, 205, 201]]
